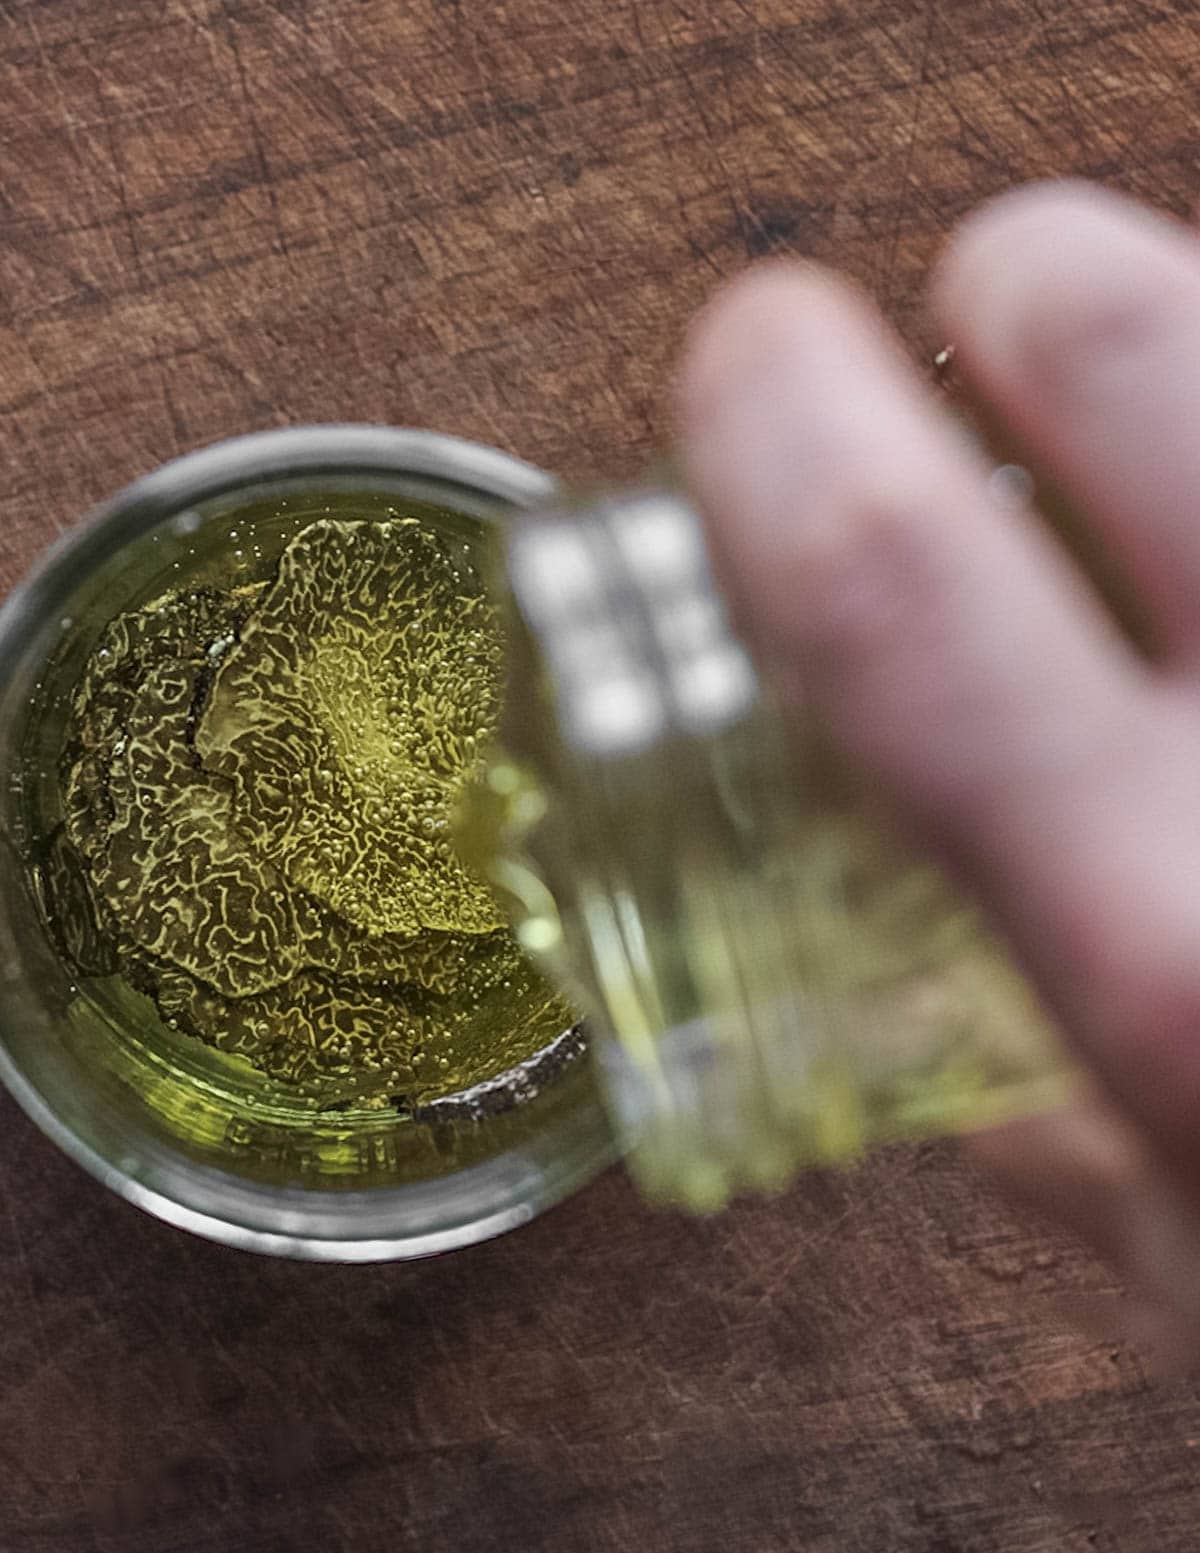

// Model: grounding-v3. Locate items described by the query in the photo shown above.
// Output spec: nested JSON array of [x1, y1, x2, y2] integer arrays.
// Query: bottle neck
[[504, 487, 760, 761], [490, 487, 835, 1208], [475, 483, 1068, 1210]]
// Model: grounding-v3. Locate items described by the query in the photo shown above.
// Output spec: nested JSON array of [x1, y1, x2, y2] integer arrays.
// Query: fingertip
[[931, 179, 1192, 371], [932, 179, 1110, 324], [676, 260, 878, 441]]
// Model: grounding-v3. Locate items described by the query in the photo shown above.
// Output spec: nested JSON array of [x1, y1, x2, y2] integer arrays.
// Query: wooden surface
[[2, 1, 1200, 1548]]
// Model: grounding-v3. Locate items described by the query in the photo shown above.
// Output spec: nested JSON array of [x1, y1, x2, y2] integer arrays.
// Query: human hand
[[677, 181, 1200, 1366]]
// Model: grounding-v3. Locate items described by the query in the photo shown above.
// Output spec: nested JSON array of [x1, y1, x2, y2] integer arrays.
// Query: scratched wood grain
[[2, 1, 1200, 1549]]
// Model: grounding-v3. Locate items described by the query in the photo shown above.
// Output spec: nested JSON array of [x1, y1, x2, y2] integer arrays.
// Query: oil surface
[[41, 513, 576, 1114]]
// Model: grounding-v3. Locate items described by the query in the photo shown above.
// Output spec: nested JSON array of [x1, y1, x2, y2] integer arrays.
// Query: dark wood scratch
[[1026, 0, 1096, 160], [219, 0, 293, 263], [879, 0, 939, 307]]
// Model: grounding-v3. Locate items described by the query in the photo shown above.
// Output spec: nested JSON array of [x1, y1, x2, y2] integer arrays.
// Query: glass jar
[[468, 484, 1071, 1212], [0, 427, 616, 1260]]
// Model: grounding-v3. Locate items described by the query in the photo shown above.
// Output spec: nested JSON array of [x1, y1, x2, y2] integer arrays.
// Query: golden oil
[[27, 495, 576, 1136]]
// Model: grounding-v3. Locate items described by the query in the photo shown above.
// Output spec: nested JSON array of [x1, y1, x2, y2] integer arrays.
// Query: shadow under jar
[[0, 427, 615, 1261]]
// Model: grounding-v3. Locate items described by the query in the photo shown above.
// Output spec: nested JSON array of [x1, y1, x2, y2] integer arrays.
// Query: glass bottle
[[463, 482, 1070, 1212]]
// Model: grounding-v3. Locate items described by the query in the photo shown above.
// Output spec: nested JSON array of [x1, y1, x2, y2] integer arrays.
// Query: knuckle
[[1018, 285, 1175, 408], [794, 498, 952, 665], [783, 496, 970, 736]]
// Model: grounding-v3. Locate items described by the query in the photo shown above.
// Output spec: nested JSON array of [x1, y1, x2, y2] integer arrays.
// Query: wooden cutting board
[[1, 2, 1198, 1548]]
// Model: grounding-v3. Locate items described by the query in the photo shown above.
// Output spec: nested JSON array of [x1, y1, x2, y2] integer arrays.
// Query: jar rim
[[0, 424, 558, 661]]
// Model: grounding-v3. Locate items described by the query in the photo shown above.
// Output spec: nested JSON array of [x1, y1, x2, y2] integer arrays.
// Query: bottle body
[[467, 486, 1069, 1209]]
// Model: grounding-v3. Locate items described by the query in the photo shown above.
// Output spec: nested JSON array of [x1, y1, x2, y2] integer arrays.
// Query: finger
[[675, 265, 1200, 1182], [971, 1096, 1200, 1372], [934, 180, 1200, 667], [677, 263, 1144, 880], [970, 1097, 1131, 1261]]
